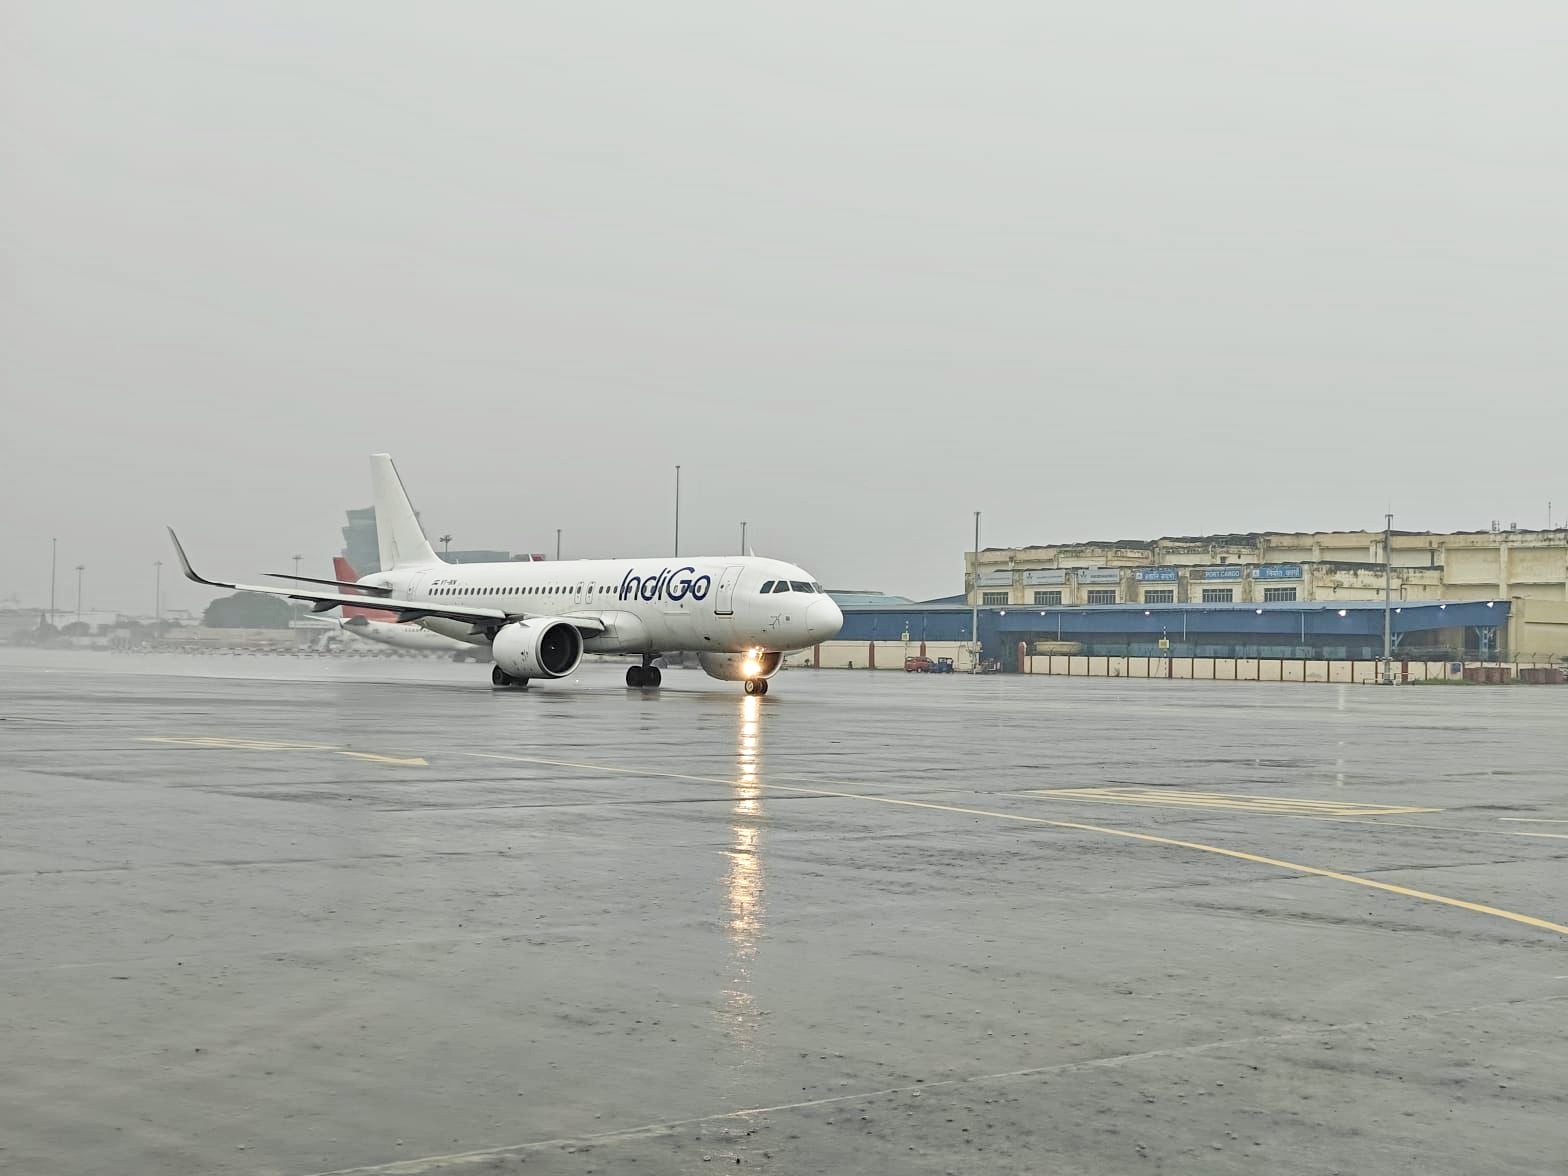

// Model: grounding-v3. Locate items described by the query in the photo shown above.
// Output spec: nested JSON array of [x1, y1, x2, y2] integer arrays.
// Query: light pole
[[75, 564, 85, 620], [50, 537, 57, 626], [154, 560, 162, 621], [674, 464, 681, 557], [971, 511, 981, 673], [1380, 513, 1394, 685], [293, 553, 303, 582], [555, 529, 562, 561], [439, 533, 452, 556], [740, 521, 748, 555]]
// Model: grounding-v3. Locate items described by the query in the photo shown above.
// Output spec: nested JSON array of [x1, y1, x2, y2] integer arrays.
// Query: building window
[[1085, 589, 1117, 605], [1033, 590, 1062, 605], [1263, 586, 1298, 602], [1201, 588, 1234, 603], [1143, 590, 1175, 604], [982, 591, 1009, 605]]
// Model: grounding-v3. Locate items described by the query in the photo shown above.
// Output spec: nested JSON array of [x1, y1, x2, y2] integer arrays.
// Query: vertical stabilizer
[[370, 454, 440, 570], [333, 557, 394, 620]]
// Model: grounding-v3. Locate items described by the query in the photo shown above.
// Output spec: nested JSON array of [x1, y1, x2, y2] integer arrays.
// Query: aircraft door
[[713, 565, 743, 616]]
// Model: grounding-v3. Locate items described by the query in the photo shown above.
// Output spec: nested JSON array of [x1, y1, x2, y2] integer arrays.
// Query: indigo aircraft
[[169, 455, 842, 693]]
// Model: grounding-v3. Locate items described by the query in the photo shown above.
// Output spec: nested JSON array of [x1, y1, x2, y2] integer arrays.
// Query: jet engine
[[491, 619, 584, 680], [698, 650, 782, 682]]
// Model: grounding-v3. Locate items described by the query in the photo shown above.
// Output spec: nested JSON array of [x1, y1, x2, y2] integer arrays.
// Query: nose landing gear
[[743, 678, 769, 696]]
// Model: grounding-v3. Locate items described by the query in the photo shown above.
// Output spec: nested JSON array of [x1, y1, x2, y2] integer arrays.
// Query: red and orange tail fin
[[332, 557, 393, 620]]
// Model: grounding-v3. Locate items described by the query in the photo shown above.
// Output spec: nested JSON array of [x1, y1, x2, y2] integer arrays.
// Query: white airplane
[[169, 454, 843, 693]]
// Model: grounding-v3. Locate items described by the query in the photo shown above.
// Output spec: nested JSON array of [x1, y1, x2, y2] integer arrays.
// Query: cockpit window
[[771, 581, 789, 593], [811, 582, 826, 594], [759, 580, 774, 593], [789, 581, 813, 593]]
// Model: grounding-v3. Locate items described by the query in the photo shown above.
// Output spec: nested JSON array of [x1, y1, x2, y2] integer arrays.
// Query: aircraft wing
[[169, 530, 611, 636], [167, 529, 508, 625], [263, 572, 393, 595]]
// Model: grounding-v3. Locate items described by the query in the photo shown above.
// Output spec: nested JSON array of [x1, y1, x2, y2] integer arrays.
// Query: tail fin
[[333, 557, 391, 620], [329, 561, 390, 627], [370, 454, 440, 570]]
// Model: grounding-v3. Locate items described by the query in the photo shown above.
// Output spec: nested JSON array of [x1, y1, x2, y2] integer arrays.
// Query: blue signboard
[[1199, 565, 1244, 581], [1256, 564, 1302, 580], [1134, 567, 1178, 582]]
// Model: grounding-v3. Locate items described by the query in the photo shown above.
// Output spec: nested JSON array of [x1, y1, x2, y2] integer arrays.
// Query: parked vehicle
[[904, 655, 934, 672]]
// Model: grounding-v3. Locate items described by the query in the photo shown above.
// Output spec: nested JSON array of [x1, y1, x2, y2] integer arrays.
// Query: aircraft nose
[[807, 596, 843, 639]]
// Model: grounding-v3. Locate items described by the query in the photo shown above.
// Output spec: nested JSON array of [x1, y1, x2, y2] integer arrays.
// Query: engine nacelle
[[491, 619, 584, 680], [698, 650, 783, 682]]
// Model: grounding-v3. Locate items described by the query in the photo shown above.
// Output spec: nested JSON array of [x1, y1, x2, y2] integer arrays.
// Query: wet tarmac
[[1, 649, 1565, 1175]]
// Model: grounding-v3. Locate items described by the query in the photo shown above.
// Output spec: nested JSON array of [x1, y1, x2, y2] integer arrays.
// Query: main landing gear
[[743, 677, 769, 696], [491, 665, 529, 689], [627, 655, 662, 689]]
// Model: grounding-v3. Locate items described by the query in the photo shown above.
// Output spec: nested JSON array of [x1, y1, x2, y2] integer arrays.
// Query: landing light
[[1338, 609, 1347, 617]]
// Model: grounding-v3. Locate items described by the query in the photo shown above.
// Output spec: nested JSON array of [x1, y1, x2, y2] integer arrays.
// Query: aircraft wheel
[[492, 665, 512, 688], [627, 665, 644, 688], [645, 666, 662, 688], [743, 679, 758, 695], [756, 678, 769, 695]]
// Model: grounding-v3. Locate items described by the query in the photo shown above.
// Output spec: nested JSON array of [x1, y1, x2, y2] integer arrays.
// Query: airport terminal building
[[813, 528, 1567, 674]]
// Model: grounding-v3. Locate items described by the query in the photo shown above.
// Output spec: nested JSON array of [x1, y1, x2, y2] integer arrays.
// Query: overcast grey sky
[[3, 2, 1564, 612]]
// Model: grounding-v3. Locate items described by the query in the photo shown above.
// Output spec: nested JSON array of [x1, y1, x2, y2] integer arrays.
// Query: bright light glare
[[742, 659, 761, 677]]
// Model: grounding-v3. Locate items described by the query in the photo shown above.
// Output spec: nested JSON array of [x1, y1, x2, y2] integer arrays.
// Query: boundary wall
[[1022, 656, 1557, 683], [806, 641, 1562, 683]]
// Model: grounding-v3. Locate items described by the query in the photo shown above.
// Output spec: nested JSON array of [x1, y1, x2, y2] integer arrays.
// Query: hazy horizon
[[5, 3, 1564, 614]]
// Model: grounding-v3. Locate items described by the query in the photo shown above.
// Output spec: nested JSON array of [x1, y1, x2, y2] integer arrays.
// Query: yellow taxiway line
[[1031, 786, 1440, 817], [139, 736, 427, 767]]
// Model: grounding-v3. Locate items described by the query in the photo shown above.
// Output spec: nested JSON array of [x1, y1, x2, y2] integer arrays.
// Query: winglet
[[167, 528, 218, 587]]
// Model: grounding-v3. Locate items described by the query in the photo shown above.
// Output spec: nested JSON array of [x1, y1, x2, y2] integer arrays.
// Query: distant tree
[[60, 621, 91, 637], [202, 592, 295, 629]]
